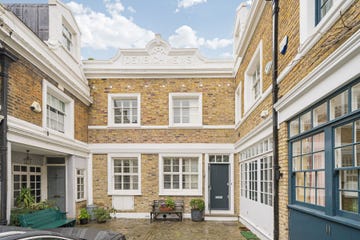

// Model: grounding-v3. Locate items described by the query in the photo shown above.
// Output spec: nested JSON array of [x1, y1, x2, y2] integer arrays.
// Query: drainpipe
[[268, 0, 281, 239], [0, 41, 17, 225]]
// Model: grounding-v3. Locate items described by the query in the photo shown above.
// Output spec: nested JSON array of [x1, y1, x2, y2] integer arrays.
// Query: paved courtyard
[[80, 218, 250, 240]]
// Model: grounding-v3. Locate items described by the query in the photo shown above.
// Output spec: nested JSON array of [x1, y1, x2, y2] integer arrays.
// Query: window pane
[[330, 91, 348, 120], [296, 172, 304, 186], [357, 144, 360, 167], [335, 146, 353, 168], [305, 188, 316, 204], [313, 132, 324, 152], [173, 175, 179, 189], [305, 172, 316, 187], [335, 123, 353, 147], [317, 171, 325, 188], [292, 141, 301, 156], [290, 119, 299, 137], [355, 120, 360, 143], [293, 157, 301, 171], [317, 189, 325, 206], [340, 191, 358, 213], [313, 152, 325, 169], [313, 102, 327, 127], [340, 170, 358, 190], [300, 111, 312, 133], [302, 137, 312, 154], [352, 82, 360, 111], [296, 187, 305, 202], [302, 155, 313, 170]]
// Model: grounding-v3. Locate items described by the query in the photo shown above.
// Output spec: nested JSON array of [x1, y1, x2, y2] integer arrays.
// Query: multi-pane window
[[334, 120, 360, 214], [292, 132, 325, 206], [163, 157, 198, 190], [62, 24, 72, 51], [76, 169, 85, 201], [289, 79, 360, 220], [113, 158, 139, 191], [113, 98, 138, 124], [13, 165, 41, 206], [316, 0, 333, 25], [249, 160, 258, 201], [252, 64, 261, 101], [240, 136, 273, 206], [209, 154, 229, 163], [172, 97, 200, 125], [260, 156, 273, 206], [47, 94, 65, 133]]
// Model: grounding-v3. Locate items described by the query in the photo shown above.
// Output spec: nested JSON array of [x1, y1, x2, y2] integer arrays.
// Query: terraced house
[[0, 0, 359, 239]]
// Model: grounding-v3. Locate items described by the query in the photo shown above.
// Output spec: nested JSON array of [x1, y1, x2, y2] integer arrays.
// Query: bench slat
[[19, 209, 75, 229]]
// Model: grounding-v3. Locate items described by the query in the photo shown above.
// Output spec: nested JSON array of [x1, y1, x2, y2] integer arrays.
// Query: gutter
[[0, 41, 17, 225]]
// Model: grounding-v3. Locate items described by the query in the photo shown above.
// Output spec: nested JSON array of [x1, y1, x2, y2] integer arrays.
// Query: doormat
[[240, 231, 259, 240]]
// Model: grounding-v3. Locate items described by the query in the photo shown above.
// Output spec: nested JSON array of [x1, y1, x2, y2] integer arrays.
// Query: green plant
[[165, 197, 175, 209], [78, 208, 90, 220], [30, 200, 57, 210], [190, 198, 205, 211], [16, 188, 35, 208], [93, 207, 111, 223]]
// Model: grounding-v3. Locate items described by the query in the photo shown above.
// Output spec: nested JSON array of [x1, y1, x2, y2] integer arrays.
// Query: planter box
[[191, 209, 204, 222]]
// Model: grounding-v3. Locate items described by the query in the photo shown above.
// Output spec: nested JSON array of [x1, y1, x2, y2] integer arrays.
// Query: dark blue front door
[[210, 164, 229, 210]]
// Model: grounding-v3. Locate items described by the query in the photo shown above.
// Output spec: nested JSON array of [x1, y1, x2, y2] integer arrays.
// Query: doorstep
[[205, 214, 238, 221]]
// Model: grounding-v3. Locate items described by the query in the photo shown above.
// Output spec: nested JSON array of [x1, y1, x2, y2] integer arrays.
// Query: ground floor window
[[289, 78, 360, 220], [13, 165, 41, 205], [159, 154, 202, 195], [240, 137, 273, 207], [76, 169, 85, 201]]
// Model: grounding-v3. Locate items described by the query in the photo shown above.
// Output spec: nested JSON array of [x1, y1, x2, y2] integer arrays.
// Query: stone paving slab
[[79, 219, 248, 240]]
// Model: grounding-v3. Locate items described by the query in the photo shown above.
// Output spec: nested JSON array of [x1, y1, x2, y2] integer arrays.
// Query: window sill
[[288, 204, 360, 230], [159, 190, 202, 196], [44, 127, 74, 140], [169, 124, 203, 129], [107, 124, 141, 129], [108, 190, 141, 196], [75, 199, 86, 203]]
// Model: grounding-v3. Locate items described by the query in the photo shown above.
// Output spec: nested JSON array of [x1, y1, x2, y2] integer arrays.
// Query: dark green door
[[210, 164, 229, 210], [47, 166, 66, 211]]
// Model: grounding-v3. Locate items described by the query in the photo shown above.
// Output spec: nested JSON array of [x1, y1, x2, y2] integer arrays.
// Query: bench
[[150, 200, 184, 223], [18, 208, 76, 230]]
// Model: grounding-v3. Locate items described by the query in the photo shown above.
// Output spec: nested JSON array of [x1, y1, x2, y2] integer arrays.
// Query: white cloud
[[127, 6, 136, 13], [176, 0, 207, 12], [66, 1, 154, 50], [169, 25, 232, 50]]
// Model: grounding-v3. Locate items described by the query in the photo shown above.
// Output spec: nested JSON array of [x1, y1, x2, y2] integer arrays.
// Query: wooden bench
[[18, 208, 76, 229], [150, 200, 184, 223]]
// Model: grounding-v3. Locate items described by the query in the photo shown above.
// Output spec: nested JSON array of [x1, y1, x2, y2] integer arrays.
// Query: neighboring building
[[0, 0, 91, 222], [0, 0, 360, 239]]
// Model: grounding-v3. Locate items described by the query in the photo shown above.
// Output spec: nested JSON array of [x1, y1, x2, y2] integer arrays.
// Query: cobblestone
[[80, 219, 248, 240]]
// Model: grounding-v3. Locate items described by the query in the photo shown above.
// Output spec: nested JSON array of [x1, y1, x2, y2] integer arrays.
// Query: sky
[[1, 0, 250, 60]]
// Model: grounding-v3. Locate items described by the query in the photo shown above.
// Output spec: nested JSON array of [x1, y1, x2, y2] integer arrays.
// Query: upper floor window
[[244, 41, 262, 113], [47, 94, 65, 133], [108, 94, 141, 127], [62, 24, 72, 52], [315, 0, 333, 25], [159, 154, 202, 196], [43, 80, 74, 137], [108, 154, 141, 195], [169, 93, 202, 127], [235, 84, 242, 124]]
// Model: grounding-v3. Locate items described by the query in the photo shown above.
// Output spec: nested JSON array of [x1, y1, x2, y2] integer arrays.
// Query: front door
[[47, 166, 66, 211], [210, 164, 229, 210]]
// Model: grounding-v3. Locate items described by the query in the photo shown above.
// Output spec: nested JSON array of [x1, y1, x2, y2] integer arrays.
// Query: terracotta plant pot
[[159, 206, 173, 212]]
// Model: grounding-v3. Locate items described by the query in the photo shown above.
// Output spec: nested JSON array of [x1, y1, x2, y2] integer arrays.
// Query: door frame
[[46, 157, 67, 212], [205, 153, 234, 215]]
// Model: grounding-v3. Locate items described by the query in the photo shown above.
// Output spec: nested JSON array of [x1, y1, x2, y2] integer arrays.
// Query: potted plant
[[78, 208, 90, 225], [190, 198, 205, 222], [93, 207, 111, 223], [160, 197, 175, 211]]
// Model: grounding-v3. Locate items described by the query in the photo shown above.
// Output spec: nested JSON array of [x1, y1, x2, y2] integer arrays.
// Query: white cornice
[[7, 116, 89, 157], [88, 125, 235, 130], [83, 35, 234, 79], [0, 5, 92, 105], [90, 143, 235, 154]]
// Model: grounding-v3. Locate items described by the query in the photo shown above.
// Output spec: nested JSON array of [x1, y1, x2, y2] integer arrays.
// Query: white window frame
[[108, 93, 141, 127], [42, 80, 74, 138], [244, 41, 262, 113], [299, 0, 351, 52], [76, 168, 86, 202], [169, 93, 202, 127], [235, 83, 242, 125], [107, 153, 141, 196], [159, 153, 202, 196]]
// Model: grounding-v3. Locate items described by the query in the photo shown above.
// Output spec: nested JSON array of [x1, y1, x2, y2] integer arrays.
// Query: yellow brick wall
[[7, 54, 89, 143]]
